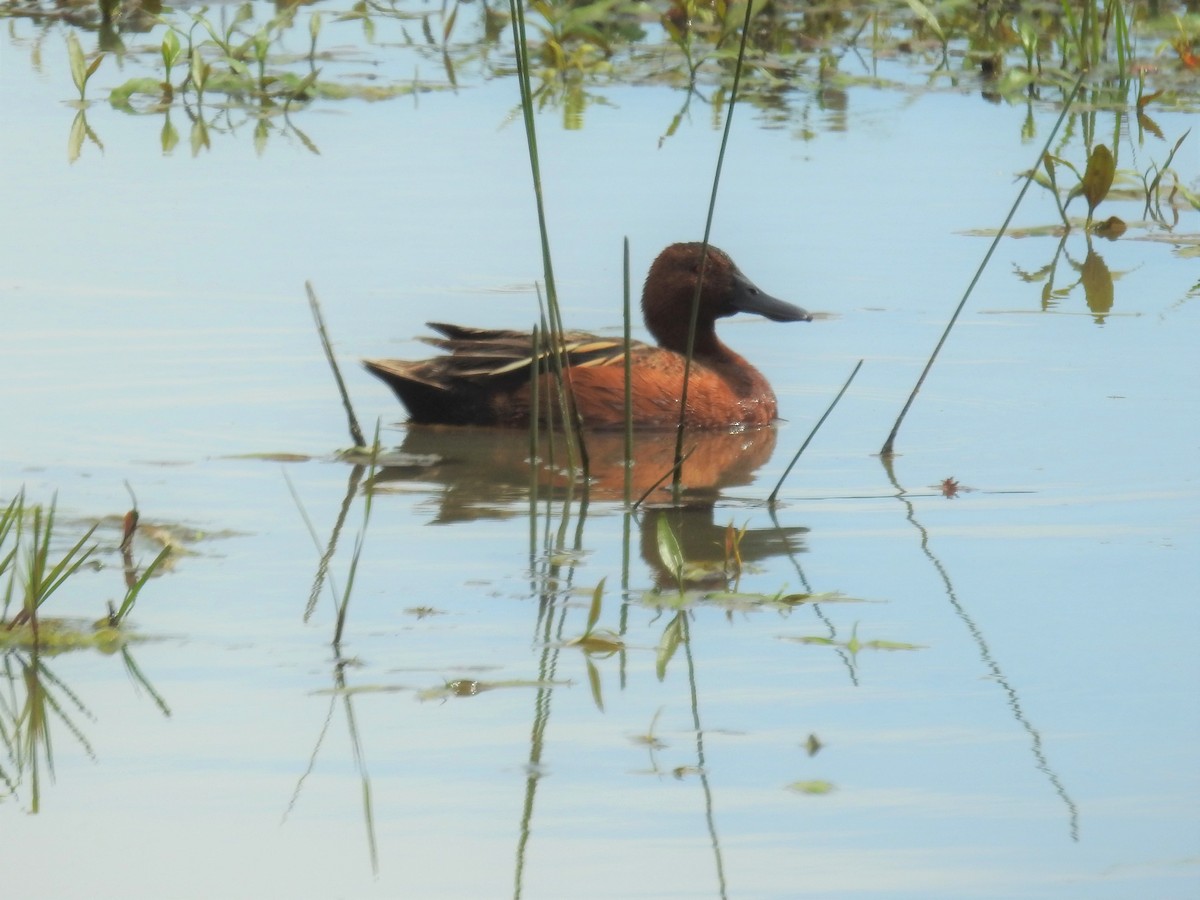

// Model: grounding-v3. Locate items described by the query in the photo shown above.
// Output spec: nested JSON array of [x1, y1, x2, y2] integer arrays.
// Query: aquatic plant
[[2, 491, 97, 634], [7, 0, 1194, 159], [1, 490, 169, 649], [66, 30, 103, 103]]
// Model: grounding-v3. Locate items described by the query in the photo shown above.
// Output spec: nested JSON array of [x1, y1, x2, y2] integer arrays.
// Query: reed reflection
[[370, 426, 808, 581]]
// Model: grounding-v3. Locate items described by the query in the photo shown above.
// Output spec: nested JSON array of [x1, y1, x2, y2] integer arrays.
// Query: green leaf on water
[[1081, 144, 1115, 217], [109, 77, 164, 109], [788, 780, 835, 795], [569, 632, 624, 654]]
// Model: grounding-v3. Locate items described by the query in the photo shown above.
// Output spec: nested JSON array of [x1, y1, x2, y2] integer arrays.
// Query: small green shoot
[[67, 31, 104, 103], [160, 29, 183, 100], [7, 494, 98, 631]]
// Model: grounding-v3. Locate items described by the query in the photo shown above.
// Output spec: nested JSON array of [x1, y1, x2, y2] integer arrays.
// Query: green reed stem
[[879, 69, 1087, 458], [671, 0, 757, 500], [529, 321, 541, 465], [545, 283, 590, 478], [306, 281, 365, 449], [622, 237, 633, 507], [112, 544, 171, 626], [536, 287, 577, 476], [768, 359, 863, 506], [508, 0, 587, 478]]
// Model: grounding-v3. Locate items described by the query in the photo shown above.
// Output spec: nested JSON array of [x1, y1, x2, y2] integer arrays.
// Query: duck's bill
[[732, 270, 813, 322]]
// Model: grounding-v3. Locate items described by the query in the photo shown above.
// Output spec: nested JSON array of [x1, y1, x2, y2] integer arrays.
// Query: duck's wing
[[363, 323, 655, 425], [417, 322, 645, 379]]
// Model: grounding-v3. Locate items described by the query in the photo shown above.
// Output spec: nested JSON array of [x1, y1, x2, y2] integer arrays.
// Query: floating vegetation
[[416, 677, 570, 701], [781, 623, 926, 653], [2, 0, 1196, 160], [788, 779, 835, 795]]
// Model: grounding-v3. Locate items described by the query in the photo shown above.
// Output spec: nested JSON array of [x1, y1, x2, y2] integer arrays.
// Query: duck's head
[[642, 243, 811, 353]]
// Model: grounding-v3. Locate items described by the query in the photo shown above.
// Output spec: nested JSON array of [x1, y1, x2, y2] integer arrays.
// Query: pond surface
[[1, 1, 1199, 897]]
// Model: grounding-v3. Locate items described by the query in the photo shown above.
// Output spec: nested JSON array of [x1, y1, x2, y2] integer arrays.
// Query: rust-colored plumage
[[364, 243, 812, 429]]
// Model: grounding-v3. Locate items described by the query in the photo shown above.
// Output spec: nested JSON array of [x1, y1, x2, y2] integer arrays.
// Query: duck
[[363, 242, 812, 430]]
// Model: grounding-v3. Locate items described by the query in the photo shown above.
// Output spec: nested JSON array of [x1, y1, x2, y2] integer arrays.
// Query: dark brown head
[[641, 243, 811, 355]]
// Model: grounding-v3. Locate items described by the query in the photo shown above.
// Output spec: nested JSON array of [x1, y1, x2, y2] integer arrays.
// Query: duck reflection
[[369, 426, 808, 581]]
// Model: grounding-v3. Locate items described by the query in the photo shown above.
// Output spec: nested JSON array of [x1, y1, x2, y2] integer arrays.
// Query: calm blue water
[[1, 4, 1198, 898]]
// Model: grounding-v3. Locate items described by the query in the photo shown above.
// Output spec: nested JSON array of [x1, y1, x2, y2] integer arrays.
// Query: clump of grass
[[1, 489, 168, 651], [2, 490, 97, 634]]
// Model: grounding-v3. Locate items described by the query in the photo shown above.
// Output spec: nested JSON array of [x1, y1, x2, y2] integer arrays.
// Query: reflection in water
[[878, 454, 1080, 841], [0, 645, 169, 814], [374, 426, 779, 517], [1015, 234, 1118, 323], [370, 426, 808, 587]]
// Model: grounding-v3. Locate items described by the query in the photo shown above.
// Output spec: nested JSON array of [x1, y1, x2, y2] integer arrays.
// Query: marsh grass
[[508, 0, 595, 482], [671, 0, 757, 498], [0, 492, 170, 812], [880, 68, 1088, 457], [1, 490, 171, 651], [2, 491, 98, 634], [15, 0, 1195, 160]]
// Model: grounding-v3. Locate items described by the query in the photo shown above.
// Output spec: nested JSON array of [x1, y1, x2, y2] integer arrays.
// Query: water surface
[[1, 2, 1198, 897]]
